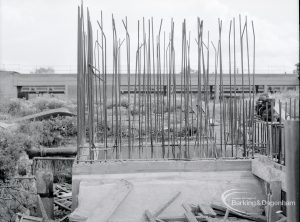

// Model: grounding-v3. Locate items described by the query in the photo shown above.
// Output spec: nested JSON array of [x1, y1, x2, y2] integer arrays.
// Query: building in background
[[0, 70, 299, 102]]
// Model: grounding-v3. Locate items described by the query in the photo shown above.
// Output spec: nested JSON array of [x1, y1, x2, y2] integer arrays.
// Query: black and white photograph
[[0, 0, 299, 221]]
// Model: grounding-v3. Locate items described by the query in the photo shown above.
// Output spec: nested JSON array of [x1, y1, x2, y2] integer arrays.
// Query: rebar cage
[[76, 4, 298, 163]]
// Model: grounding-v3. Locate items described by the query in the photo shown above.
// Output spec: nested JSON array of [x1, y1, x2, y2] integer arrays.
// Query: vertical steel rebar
[[76, 8, 260, 161]]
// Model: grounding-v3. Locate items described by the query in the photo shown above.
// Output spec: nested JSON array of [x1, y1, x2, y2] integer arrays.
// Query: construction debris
[[182, 203, 199, 222], [198, 204, 217, 218], [145, 202, 261, 222], [211, 203, 267, 222], [54, 183, 72, 220], [15, 213, 43, 222]]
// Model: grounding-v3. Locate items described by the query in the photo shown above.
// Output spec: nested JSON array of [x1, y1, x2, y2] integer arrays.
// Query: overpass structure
[[0, 71, 299, 101]]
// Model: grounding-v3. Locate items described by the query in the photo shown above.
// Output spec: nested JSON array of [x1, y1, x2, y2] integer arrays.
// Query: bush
[[0, 151, 15, 181], [0, 99, 37, 116], [0, 178, 37, 221], [0, 130, 33, 181], [7, 99, 21, 115], [32, 97, 66, 111], [18, 116, 77, 147]]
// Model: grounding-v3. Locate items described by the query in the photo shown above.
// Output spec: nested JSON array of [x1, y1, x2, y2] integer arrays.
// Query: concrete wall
[[0, 71, 18, 101], [0, 71, 77, 101]]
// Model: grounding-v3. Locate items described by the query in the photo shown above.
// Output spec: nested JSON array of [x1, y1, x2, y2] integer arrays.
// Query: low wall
[[252, 155, 286, 191]]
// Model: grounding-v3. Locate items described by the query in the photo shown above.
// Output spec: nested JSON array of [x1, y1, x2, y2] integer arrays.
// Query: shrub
[[32, 97, 66, 111], [6, 99, 21, 115], [59, 116, 77, 137], [0, 178, 37, 221], [18, 103, 37, 116], [18, 116, 77, 147], [0, 130, 33, 181], [0, 151, 15, 181]]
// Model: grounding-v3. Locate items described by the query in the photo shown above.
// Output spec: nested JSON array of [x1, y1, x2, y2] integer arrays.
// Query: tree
[[31, 67, 55, 74]]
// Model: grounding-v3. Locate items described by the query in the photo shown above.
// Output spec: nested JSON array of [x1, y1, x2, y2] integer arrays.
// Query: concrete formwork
[[71, 159, 267, 221]]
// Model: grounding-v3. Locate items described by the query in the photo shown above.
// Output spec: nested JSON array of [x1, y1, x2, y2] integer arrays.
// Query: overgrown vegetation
[[0, 96, 76, 117], [0, 178, 37, 222], [18, 116, 77, 147], [0, 116, 77, 182], [0, 97, 77, 221], [0, 97, 77, 182], [0, 130, 32, 181]]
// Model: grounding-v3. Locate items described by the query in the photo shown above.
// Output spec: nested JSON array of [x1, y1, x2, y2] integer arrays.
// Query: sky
[[0, 0, 299, 74]]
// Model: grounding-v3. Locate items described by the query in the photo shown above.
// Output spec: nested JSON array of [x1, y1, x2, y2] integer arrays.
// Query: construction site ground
[[71, 160, 266, 222]]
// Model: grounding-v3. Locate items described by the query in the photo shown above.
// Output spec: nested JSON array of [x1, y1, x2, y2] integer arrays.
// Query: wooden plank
[[198, 204, 216, 217], [157, 215, 208, 222], [184, 212, 199, 222], [182, 203, 198, 222], [212, 209, 225, 216], [56, 195, 71, 200], [86, 180, 133, 222], [54, 200, 72, 211], [223, 208, 230, 222], [56, 184, 70, 193], [196, 213, 211, 222], [182, 203, 193, 212], [211, 203, 267, 222], [156, 215, 186, 222], [20, 215, 43, 222], [58, 214, 70, 222], [144, 210, 156, 222], [154, 191, 181, 216]]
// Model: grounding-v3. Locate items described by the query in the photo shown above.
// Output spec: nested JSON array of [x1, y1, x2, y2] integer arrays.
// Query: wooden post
[[285, 120, 299, 222], [36, 170, 54, 220]]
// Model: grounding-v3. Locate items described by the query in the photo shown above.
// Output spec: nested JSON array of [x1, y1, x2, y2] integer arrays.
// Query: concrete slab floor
[[70, 171, 266, 222]]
